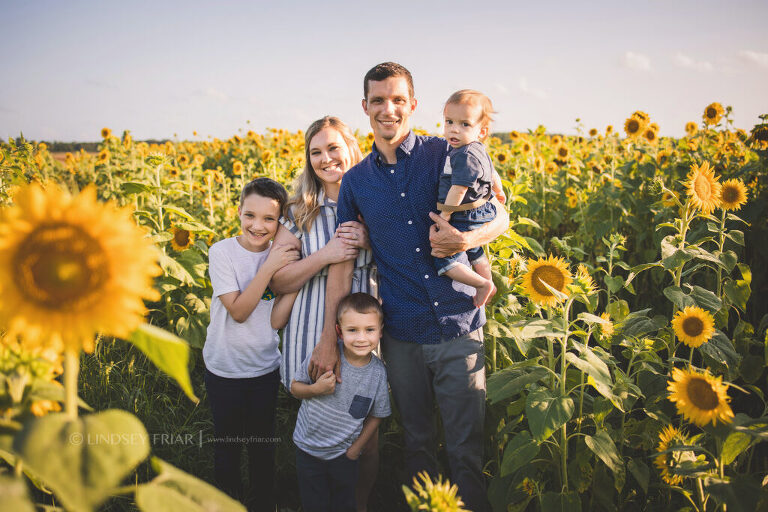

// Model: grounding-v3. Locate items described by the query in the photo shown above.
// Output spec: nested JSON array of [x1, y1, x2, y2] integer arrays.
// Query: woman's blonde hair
[[287, 116, 363, 232]]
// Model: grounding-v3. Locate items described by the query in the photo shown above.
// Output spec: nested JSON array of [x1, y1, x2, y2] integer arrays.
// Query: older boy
[[311, 62, 507, 512]]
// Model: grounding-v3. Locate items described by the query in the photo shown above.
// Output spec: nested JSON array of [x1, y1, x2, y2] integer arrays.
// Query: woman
[[270, 116, 378, 512]]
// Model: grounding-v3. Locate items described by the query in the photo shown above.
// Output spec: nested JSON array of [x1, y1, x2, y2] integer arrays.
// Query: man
[[310, 62, 507, 511]]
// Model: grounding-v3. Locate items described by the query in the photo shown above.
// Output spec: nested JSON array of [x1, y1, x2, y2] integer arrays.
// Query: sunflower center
[[687, 377, 719, 410], [682, 316, 704, 337], [693, 175, 712, 199], [722, 186, 739, 203], [174, 229, 191, 247], [706, 107, 717, 119], [627, 120, 639, 133], [531, 265, 565, 296], [13, 224, 109, 310]]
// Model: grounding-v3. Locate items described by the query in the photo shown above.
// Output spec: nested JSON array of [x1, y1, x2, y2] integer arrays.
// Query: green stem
[[64, 349, 79, 421], [717, 209, 726, 299]]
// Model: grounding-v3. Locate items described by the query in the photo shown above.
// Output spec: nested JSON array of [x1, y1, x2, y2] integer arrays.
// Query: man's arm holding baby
[[429, 196, 508, 258]]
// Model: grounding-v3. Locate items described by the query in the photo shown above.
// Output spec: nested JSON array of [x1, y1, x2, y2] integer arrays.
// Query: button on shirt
[[336, 131, 485, 344]]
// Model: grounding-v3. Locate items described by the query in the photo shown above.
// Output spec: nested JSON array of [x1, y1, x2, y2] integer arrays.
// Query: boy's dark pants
[[295, 448, 357, 512], [204, 367, 279, 512]]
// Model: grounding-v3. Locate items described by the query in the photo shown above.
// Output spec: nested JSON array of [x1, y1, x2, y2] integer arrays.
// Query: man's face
[[362, 76, 416, 144]]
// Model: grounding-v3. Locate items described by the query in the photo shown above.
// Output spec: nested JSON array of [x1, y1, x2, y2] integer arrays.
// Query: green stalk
[[716, 208, 726, 299], [559, 299, 573, 491]]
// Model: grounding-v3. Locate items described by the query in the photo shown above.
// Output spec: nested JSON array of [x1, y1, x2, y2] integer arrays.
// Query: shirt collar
[[371, 130, 416, 166], [317, 189, 336, 208]]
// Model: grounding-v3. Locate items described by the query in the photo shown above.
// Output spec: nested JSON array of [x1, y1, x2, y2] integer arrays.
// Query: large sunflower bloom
[[668, 367, 734, 427], [522, 255, 572, 307], [703, 103, 724, 126], [671, 306, 714, 348], [170, 226, 194, 251], [655, 426, 692, 485], [719, 179, 748, 211], [685, 122, 698, 136], [101, 127, 112, 139], [0, 184, 161, 353], [686, 161, 721, 215], [624, 116, 645, 139]]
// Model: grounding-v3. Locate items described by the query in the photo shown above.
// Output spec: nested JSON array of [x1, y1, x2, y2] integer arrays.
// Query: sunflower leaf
[[500, 431, 539, 476], [584, 429, 624, 481], [127, 324, 198, 403], [526, 389, 574, 442]]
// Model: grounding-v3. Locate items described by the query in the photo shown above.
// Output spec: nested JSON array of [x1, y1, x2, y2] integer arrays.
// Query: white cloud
[[192, 88, 230, 101], [739, 50, 768, 68], [674, 52, 713, 72], [517, 78, 547, 100], [621, 51, 651, 71]]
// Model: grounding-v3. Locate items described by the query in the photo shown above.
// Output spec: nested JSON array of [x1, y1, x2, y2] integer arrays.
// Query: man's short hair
[[363, 62, 414, 100], [336, 292, 383, 325]]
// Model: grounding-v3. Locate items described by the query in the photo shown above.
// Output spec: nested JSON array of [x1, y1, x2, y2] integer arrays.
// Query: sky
[[1, 0, 767, 142]]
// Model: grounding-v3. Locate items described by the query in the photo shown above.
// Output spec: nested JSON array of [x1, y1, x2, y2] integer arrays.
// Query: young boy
[[436, 89, 502, 307], [291, 292, 390, 512]]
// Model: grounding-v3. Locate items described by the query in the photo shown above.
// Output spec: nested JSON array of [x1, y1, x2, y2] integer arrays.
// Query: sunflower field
[[1, 104, 767, 512]]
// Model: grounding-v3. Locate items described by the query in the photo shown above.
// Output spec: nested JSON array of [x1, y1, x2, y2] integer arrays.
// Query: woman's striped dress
[[278, 194, 378, 390]]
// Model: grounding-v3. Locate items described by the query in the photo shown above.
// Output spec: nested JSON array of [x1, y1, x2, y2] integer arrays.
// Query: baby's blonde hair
[[445, 90, 496, 142]]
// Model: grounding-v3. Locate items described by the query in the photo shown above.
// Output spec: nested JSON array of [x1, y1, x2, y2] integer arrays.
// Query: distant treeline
[[3, 137, 171, 152]]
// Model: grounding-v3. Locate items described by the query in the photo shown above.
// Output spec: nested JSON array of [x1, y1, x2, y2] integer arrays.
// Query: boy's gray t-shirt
[[437, 141, 493, 204], [292, 343, 391, 460]]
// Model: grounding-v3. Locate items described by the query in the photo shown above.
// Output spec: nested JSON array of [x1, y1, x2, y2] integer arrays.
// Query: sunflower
[[232, 161, 244, 175], [101, 127, 112, 139], [177, 154, 190, 167], [685, 122, 698, 136], [573, 263, 596, 295], [522, 255, 572, 307], [520, 141, 533, 156], [597, 312, 614, 339], [567, 195, 578, 208], [556, 145, 570, 160], [668, 367, 734, 427], [232, 134, 243, 144], [624, 116, 645, 138], [605, 125, 613, 135], [123, 133, 132, 148], [719, 179, 748, 211], [170, 226, 194, 251], [496, 153, 507, 164], [262, 150, 273, 162], [509, 130, 521, 141], [686, 161, 721, 214], [545, 161, 558, 174], [654, 426, 692, 485], [0, 184, 161, 353], [588, 128, 598, 137], [632, 111, 650, 123], [671, 306, 714, 348], [403, 472, 468, 512], [533, 155, 544, 172], [643, 128, 658, 145], [280, 147, 290, 157], [521, 477, 536, 496], [703, 102, 724, 126], [97, 149, 110, 163], [366, 133, 374, 142], [550, 135, 562, 146], [656, 149, 672, 166]]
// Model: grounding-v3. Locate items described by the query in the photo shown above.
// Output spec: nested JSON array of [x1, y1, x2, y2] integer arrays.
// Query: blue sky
[[1, 0, 766, 141]]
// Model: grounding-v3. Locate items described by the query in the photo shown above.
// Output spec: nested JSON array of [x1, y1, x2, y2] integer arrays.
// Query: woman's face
[[308, 127, 352, 188]]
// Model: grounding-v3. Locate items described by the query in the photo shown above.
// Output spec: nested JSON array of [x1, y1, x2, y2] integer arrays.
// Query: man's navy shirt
[[336, 131, 485, 344]]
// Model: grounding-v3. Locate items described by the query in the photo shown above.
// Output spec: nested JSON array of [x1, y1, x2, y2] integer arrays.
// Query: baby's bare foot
[[473, 279, 496, 307]]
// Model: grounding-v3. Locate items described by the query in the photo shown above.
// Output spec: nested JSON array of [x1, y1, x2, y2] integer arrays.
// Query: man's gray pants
[[381, 328, 489, 512]]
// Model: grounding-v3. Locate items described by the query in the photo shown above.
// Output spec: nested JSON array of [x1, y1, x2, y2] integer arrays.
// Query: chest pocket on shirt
[[349, 395, 372, 419]]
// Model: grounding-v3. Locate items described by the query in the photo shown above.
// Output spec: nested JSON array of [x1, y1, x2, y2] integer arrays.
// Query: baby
[[436, 89, 502, 306]]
